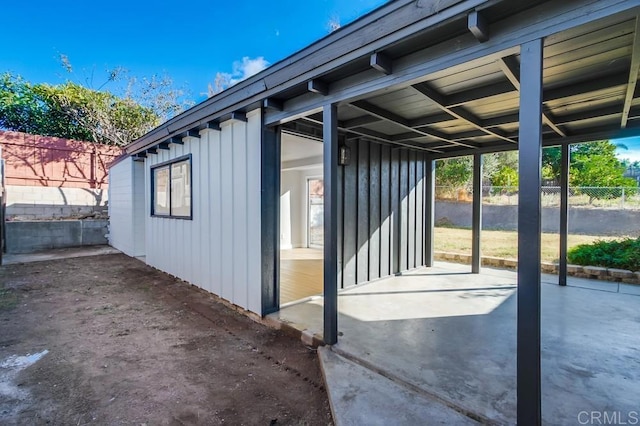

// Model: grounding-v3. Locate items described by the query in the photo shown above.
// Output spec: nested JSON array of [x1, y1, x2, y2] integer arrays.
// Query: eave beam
[[370, 52, 393, 75], [200, 120, 220, 131], [622, 16, 640, 128], [263, 98, 283, 111], [468, 11, 489, 42], [308, 79, 329, 96], [186, 129, 201, 138], [230, 111, 247, 122], [498, 55, 566, 137]]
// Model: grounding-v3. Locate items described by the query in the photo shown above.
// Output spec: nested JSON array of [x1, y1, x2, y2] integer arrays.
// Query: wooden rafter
[[497, 55, 566, 137], [349, 100, 477, 149], [300, 115, 444, 153], [622, 16, 640, 128], [411, 82, 517, 143]]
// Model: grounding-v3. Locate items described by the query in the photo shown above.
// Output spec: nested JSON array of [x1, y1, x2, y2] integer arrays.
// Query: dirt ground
[[0, 254, 332, 425]]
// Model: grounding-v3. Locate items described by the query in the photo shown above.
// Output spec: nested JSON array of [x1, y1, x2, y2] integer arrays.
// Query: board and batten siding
[[108, 157, 146, 257], [144, 109, 262, 314], [339, 139, 427, 288]]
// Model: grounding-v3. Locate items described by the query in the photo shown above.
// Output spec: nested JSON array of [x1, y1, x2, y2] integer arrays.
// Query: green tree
[[0, 66, 189, 146], [484, 151, 518, 187], [435, 156, 472, 188], [542, 140, 635, 190], [569, 141, 636, 200]]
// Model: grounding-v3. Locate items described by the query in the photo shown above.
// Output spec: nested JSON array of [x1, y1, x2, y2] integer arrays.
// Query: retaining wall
[[435, 201, 640, 236], [5, 220, 108, 254], [5, 185, 107, 220]]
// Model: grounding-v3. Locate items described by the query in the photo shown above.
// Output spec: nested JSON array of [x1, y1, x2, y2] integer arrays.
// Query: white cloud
[[208, 56, 270, 96], [225, 56, 270, 86]]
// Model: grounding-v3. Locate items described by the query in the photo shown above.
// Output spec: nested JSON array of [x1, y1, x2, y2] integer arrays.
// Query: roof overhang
[[127, 0, 640, 158]]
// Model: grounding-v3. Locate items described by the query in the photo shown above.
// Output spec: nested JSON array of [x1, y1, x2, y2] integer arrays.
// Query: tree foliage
[[569, 141, 635, 188], [484, 151, 519, 187], [435, 156, 472, 188], [0, 67, 189, 146], [434, 141, 636, 201], [543, 141, 635, 185]]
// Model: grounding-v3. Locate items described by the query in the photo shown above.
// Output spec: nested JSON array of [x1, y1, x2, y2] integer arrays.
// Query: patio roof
[[126, 0, 640, 158]]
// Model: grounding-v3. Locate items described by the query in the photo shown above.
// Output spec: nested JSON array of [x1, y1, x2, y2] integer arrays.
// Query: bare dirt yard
[[0, 254, 332, 425]]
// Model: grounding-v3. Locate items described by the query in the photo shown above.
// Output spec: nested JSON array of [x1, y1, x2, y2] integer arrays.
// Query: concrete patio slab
[[274, 262, 640, 424], [318, 346, 478, 426]]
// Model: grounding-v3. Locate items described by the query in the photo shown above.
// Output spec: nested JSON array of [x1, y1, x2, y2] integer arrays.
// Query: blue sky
[[2, 0, 387, 102], [615, 136, 640, 163]]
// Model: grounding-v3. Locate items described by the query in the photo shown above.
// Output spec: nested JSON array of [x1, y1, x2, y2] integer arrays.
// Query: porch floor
[[270, 262, 640, 424], [280, 248, 323, 305]]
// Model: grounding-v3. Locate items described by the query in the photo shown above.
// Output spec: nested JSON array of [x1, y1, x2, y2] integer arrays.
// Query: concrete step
[[318, 346, 479, 426]]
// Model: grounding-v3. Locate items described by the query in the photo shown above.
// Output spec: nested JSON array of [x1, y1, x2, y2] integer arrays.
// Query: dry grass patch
[[434, 227, 618, 263]]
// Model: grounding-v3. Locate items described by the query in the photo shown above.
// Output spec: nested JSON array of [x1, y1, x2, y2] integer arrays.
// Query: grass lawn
[[434, 227, 617, 263]]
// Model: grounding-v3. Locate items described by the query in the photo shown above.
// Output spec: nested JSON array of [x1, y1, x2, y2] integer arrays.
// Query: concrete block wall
[[5, 185, 107, 219], [435, 201, 640, 236], [5, 219, 108, 253]]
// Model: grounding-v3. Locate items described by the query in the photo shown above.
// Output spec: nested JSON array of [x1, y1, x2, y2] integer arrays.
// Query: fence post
[[622, 187, 625, 209]]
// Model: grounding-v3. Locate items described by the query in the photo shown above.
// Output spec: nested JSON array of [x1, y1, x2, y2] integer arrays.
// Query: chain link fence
[[435, 186, 640, 209]]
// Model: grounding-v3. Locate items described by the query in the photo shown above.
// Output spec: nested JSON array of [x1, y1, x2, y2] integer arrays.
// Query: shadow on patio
[[270, 262, 640, 424]]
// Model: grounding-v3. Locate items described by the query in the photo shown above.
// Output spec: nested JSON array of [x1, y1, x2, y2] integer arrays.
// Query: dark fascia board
[[125, 0, 484, 154]]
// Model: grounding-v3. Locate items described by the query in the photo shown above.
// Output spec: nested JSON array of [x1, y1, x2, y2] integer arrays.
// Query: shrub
[[568, 237, 640, 271]]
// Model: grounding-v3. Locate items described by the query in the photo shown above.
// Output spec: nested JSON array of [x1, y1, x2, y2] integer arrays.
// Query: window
[[151, 155, 192, 219]]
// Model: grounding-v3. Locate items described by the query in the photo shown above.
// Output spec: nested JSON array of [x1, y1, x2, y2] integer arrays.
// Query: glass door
[[307, 178, 324, 248]]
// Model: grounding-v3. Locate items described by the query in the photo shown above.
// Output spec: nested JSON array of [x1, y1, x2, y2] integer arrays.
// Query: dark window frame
[[150, 154, 193, 220]]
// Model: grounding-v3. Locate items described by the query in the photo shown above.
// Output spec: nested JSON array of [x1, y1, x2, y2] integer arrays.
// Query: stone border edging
[[434, 252, 640, 284]]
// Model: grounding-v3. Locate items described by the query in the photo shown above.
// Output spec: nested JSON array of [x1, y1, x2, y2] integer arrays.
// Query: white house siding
[[108, 157, 146, 257], [108, 157, 134, 256], [131, 160, 146, 256], [144, 109, 262, 314]]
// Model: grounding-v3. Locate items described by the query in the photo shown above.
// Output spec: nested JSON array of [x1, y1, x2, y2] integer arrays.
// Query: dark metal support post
[[559, 143, 569, 286], [424, 159, 435, 267], [323, 103, 339, 345], [517, 38, 543, 426], [260, 125, 281, 315], [471, 154, 483, 273]]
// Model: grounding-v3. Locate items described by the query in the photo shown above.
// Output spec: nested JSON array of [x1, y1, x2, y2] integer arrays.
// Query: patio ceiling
[[282, 11, 640, 158]]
